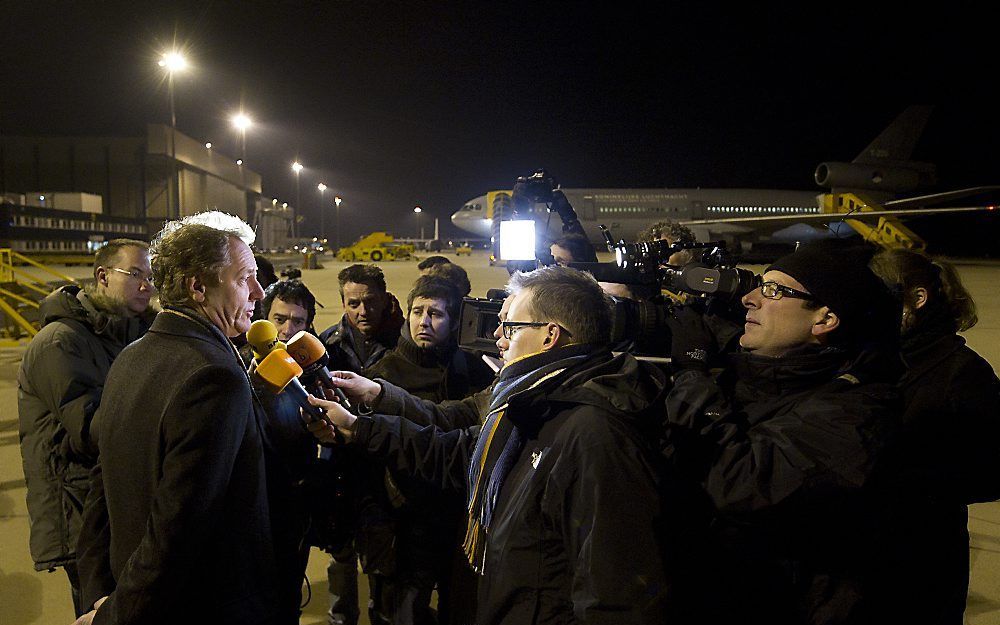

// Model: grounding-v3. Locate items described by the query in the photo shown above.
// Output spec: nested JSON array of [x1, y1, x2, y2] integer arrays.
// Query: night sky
[[2, 2, 998, 254]]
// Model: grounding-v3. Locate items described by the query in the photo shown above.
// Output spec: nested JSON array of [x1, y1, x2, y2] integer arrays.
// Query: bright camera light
[[499, 220, 536, 261], [317, 183, 327, 192], [291, 162, 303, 173], [413, 206, 422, 213], [205, 142, 212, 149]]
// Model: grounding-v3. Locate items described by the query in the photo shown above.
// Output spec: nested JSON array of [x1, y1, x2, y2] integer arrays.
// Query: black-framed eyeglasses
[[109, 267, 153, 285], [499, 321, 548, 339], [759, 281, 814, 301], [499, 320, 573, 340]]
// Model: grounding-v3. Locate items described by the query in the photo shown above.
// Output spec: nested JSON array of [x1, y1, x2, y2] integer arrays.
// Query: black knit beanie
[[768, 240, 898, 346]]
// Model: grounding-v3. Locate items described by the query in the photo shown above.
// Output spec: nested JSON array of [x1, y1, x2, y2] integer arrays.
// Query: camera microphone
[[284, 331, 352, 409]]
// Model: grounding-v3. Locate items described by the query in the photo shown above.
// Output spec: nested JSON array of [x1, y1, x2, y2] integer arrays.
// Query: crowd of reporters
[[16, 210, 1000, 625]]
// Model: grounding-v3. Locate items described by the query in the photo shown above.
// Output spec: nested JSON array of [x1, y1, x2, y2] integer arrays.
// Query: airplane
[[451, 106, 997, 252]]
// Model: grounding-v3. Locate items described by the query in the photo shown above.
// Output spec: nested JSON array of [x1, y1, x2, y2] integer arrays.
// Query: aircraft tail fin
[[853, 105, 933, 165]]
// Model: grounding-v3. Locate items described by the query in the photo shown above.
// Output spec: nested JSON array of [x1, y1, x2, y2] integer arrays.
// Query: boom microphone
[[285, 331, 352, 409], [255, 348, 334, 428], [246, 319, 286, 363]]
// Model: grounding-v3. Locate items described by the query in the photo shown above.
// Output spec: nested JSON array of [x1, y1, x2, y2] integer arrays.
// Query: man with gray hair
[[73, 211, 280, 625], [308, 265, 671, 625]]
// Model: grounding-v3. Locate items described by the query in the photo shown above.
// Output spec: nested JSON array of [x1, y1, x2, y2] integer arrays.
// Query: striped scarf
[[463, 346, 591, 573]]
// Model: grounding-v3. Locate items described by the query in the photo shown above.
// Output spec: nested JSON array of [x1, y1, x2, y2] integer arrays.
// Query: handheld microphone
[[255, 348, 335, 429], [285, 331, 352, 409], [246, 320, 286, 363]]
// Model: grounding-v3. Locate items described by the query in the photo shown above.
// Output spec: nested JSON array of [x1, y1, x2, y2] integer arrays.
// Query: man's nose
[[742, 289, 760, 309], [249, 277, 265, 301]]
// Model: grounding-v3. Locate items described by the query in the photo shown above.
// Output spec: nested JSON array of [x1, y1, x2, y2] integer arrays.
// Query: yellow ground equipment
[[455, 243, 472, 256], [336, 232, 415, 262], [820, 193, 926, 252], [1, 249, 78, 345]]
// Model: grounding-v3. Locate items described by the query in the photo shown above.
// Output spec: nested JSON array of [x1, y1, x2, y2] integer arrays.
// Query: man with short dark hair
[[74, 212, 280, 625], [422, 260, 472, 297], [320, 264, 403, 373], [18, 239, 154, 617], [310, 265, 671, 625], [318, 264, 403, 625], [549, 232, 598, 265], [664, 241, 901, 623], [262, 279, 317, 340]]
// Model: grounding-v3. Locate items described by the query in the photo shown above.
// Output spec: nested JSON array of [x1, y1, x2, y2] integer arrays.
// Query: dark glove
[[667, 305, 717, 372]]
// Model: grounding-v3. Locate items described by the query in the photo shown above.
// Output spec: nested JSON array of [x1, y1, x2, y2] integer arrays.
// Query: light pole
[[231, 113, 252, 162], [413, 206, 424, 241], [158, 52, 187, 128], [158, 51, 187, 219], [317, 183, 327, 242], [335, 196, 343, 251], [291, 161, 303, 239]]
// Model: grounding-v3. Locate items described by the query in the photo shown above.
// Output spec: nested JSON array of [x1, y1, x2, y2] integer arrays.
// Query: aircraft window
[[475, 204, 481, 210]]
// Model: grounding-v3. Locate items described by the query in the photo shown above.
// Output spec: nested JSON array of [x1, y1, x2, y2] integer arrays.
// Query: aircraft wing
[[884, 186, 1000, 209], [680, 205, 995, 227]]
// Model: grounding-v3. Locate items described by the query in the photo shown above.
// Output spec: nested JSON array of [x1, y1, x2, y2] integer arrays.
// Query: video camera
[[460, 170, 758, 358]]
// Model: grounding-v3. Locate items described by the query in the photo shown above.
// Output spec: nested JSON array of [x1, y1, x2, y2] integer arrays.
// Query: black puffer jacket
[[870, 318, 1000, 625], [665, 347, 899, 625], [353, 347, 671, 625], [18, 285, 150, 571]]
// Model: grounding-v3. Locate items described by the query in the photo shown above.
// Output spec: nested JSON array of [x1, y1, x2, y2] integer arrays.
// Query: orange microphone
[[285, 331, 352, 409], [255, 348, 332, 426]]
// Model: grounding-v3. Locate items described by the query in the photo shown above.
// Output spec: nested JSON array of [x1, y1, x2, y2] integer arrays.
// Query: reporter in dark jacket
[[309, 266, 671, 625], [869, 250, 1000, 625]]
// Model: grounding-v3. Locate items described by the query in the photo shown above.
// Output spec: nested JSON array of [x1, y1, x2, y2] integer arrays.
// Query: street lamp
[[317, 183, 327, 241], [158, 51, 187, 219], [158, 51, 187, 128], [291, 161, 303, 239], [335, 196, 343, 251], [231, 113, 252, 162], [413, 206, 424, 240]]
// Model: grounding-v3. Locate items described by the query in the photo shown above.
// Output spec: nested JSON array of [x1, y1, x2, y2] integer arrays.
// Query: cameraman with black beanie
[[663, 240, 902, 624]]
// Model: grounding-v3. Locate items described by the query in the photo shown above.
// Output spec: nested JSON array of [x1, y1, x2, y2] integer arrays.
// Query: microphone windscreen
[[255, 348, 304, 390], [285, 331, 328, 367], [247, 320, 281, 358]]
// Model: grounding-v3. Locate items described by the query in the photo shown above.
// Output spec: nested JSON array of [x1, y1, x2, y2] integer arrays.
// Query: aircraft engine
[[814, 161, 925, 193]]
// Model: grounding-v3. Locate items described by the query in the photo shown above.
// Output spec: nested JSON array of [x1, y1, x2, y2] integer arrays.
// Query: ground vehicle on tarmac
[[336, 232, 414, 262]]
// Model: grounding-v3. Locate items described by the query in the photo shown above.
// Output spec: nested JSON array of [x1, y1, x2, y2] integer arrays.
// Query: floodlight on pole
[[158, 50, 187, 219], [158, 51, 187, 128], [334, 196, 344, 251], [291, 161, 303, 239], [317, 183, 327, 241], [231, 113, 252, 161], [413, 206, 424, 240]]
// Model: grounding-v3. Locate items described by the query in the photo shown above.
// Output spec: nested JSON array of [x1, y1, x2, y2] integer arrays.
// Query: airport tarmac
[[2, 249, 999, 625]]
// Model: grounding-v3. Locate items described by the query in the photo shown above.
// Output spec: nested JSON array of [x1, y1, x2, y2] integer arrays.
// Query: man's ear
[[540, 323, 562, 350], [811, 306, 840, 338], [95, 266, 110, 287], [188, 275, 207, 303], [912, 287, 929, 310]]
